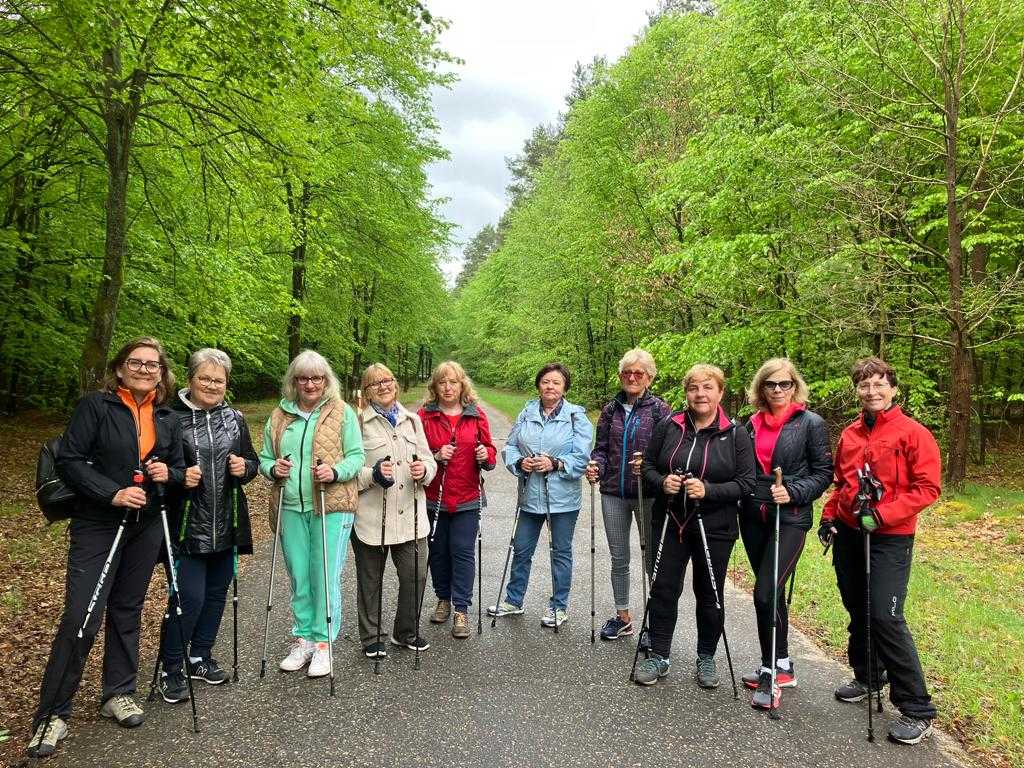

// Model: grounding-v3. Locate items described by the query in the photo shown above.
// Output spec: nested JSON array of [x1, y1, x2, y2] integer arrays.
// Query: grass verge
[[731, 492, 1024, 768]]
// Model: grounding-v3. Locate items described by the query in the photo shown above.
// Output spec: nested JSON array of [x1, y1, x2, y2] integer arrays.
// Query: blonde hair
[[618, 348, 657, 378], [281, 350, 342, 404], [426, 360, 479, 406], [747, 357, 810, 411], [683, 363, 725, 392], [361, 363, 401, 400]]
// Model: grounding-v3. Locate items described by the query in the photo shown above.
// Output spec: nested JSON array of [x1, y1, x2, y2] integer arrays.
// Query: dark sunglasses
[[763, 380, 795, 392]]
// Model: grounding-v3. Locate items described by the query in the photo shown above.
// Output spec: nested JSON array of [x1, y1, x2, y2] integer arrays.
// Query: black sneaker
[[189, 657, 228, 685], [834, 677, 885, 702], [390, 634, 430, 652], [159, 669, 190, 704], [888, 715, 933, 745], [363, 642, 388, 659]]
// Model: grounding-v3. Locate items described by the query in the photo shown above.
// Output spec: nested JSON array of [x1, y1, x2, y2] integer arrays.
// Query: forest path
[[42, 401, 970, 768]]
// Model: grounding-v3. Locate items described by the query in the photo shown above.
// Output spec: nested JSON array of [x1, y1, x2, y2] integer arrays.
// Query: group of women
[[27, 338, 939, 757]]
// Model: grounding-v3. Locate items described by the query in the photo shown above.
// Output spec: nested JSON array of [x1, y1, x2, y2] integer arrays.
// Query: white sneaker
[[307, 642, 332, 678], [540, 607, 568, 627], [279, 638, 314, 672]]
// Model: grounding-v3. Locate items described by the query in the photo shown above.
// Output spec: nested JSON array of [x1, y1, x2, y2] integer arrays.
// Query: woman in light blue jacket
[[489, 363, 593, 628]]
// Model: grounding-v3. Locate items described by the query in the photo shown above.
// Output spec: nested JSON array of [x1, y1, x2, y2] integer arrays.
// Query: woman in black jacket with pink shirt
[[740, 358, 832, 707], [635, 364, 755, 690]]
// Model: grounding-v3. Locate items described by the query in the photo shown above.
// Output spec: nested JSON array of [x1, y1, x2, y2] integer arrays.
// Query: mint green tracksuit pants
[[280, 509, 354, 642]]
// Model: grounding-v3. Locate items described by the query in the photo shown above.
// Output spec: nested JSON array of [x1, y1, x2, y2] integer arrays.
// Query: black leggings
[[739, 511, 806, 667], [648, 516, 734, 659]]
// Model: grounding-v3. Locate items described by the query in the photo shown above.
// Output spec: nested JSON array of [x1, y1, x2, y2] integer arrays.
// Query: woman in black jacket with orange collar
[[636, 364, 755, 690], [740, 358, 833, 707], [28, 337, 185, 758]]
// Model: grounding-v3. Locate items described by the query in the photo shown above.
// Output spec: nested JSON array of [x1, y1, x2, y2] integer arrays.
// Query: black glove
[[817, 519, 837, 548], [372, 456, 395, 489]]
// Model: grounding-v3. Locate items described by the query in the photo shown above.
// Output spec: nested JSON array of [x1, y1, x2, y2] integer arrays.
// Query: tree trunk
[[286, 179, 310, 361]]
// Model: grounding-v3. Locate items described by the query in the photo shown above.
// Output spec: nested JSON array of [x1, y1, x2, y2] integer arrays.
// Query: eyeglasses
[[369, 378, 395, 390], [856, 381, 891, 392], [763, 380, 795, 392], [125, 358, 162, 373], [295, 375, 325, 386], [196, 375, 226, 388], [620, 370, 648, 381]]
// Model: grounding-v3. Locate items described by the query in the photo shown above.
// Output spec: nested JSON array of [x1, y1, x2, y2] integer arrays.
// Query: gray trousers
[[352, 534, 428, 647], [600, 494, 653, 611]]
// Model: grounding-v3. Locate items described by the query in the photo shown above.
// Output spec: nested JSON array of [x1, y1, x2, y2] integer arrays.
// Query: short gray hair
[[618, 348, 657, 378], [188, 348, 233, 381], [281, 349, 342, 404]]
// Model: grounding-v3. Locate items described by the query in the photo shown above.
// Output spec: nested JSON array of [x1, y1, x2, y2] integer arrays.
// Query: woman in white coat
[[353, 364, 437, 658]]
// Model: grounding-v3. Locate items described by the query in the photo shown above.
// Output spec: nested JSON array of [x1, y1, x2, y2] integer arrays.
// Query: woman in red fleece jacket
[[819, 357, 941, 746]]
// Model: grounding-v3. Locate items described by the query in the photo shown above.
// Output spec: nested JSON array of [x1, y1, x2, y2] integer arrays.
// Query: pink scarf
[[751, 403, 804, 474]]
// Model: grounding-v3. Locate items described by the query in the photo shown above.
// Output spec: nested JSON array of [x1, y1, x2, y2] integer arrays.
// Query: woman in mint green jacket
[[258, 350, 364, 678]]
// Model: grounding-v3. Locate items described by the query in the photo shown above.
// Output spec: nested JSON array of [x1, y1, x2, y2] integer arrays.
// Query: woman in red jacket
[[418, 361, 497, 639], [820, 357, 941, 746]]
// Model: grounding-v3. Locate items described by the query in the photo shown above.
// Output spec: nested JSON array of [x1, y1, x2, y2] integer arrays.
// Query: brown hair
[[104, 336, 175, 405], [535, 362, 572, 392], [851, 356, 898, 388]]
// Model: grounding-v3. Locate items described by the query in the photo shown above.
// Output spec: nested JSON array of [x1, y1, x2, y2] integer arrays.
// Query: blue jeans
[[504, 510, 579, 611], [429, 508, 479, 612]]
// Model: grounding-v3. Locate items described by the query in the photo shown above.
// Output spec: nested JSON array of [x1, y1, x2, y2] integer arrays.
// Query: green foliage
[[449, 0, 1024, 460], [0, 1, 454, 407]]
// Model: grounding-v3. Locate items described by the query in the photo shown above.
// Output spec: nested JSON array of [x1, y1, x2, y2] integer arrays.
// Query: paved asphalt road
[[40, 402, 970, 768]]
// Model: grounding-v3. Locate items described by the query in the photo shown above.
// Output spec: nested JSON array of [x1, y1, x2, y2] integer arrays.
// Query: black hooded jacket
[[742, 408, 833, 531], [171, 390, 258, 555], [642, 407, 755, 542], [57, 391, 185, 523]]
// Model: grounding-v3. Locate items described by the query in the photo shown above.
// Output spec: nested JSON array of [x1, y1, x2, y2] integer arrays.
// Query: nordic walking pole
[[764, 467, 783, 718], [491, 476, 524, 628], [38, 500, 131, 749], [153, 462, 200, 732], [412, 453, 423, 670], [374, 456, 390, 677], [865, 524, 875, 742], [231, 480, 240, 683], [260, 453, 289, 678], [315, 459, 336, 696], [633, 452, 648, 628], [541, 463, 558, 635], [629, 474, 675, 683], [691, 475, 738, 700], [587, 460, 597, 645], [477, 471, 485, 635]]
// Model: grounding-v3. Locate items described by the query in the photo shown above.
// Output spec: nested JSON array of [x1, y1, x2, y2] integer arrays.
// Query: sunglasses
[[763, 380, 795, 392]]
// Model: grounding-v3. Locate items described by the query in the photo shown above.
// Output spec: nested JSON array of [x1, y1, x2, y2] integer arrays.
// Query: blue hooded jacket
[[503, 398, 593, 515]]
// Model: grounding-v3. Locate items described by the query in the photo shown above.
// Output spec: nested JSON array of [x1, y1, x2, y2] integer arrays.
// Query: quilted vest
[[268, 399, 358, 515]]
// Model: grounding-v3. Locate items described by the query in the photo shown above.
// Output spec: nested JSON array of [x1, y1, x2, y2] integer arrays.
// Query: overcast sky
[[424, 1, 656, 283]]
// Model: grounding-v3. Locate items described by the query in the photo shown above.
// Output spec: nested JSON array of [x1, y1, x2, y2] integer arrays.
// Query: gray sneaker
[[634, 653, 671, 685], [695, 654, 720, 689], [888, 715, 933, 745], [26, 716, 68, 758], [100, 694, 145, 728]]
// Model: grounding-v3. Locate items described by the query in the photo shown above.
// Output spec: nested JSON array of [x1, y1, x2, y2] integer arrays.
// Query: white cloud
[[424, 1, 656, 284]]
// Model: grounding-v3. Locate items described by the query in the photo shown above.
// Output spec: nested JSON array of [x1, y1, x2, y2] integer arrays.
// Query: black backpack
[[36, 435, 77, 524]]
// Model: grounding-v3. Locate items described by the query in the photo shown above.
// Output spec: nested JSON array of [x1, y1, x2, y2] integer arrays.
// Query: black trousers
[[833, 523, 936, 720], [739, 511, 807, 667], [648, 515, 734, 659], [33, 515, 163, 729], [159, 549, 235, 670], [352, 535, 428, 647]]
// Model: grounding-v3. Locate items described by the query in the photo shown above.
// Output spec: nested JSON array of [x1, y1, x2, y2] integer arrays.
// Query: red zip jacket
[[822, 406, 941, 535], [418, 402, 497, 514]]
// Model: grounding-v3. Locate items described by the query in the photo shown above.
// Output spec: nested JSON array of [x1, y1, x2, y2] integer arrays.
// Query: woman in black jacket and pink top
[[740, 358, 832, 706], [635, 364, 755, 689]]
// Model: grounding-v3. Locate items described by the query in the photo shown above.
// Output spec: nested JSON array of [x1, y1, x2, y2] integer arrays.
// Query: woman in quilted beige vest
[[257, 350, 364, 678], [353, 364, 437, 659]]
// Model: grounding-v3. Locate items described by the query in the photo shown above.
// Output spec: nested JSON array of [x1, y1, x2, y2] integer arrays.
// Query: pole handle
[[773, 466, 783, 487]]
